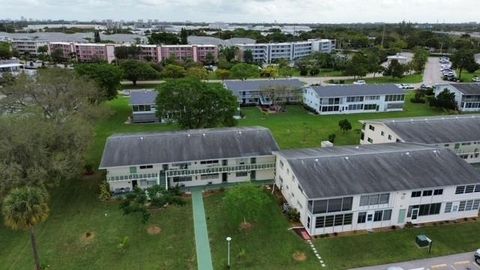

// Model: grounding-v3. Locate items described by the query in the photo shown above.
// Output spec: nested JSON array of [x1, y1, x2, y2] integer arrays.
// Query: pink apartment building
[[48, 43, 218, 64]]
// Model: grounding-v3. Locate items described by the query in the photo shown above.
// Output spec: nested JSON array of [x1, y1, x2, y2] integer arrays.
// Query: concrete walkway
[[191, 188, 214, 270]]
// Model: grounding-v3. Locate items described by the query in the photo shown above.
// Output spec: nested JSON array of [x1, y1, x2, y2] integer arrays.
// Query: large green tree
[[243, 49, 254, 64], [430, 89, 457, 111], [2, 186, 49, 270], [230, 63, 260, 80], [411, 47, 429, 74], [186, 67, 208, 80], [149, 32, 180, 45], [384, 59, 406, 78], [120, 60, 159, 85], [161, 64, 186, 79], [75, 63, 123, 100], [156, 78, 238, 129], [452, 48, 479, 80], [344, 53, 368, 79], [220, 46, 238, 62], [223, 183, 269, 226], [0, 42, 12, 59]]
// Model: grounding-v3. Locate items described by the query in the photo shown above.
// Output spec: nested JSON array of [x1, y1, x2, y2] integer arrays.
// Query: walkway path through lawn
[[191, 188, 214, 270]]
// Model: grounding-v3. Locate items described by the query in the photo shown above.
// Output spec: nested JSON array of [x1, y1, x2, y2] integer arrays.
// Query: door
[[411, 208, 419, 220], [366, 213, 374, 230], [250, 170, 256, 181], [397, 209, 406, 224], [132, 180, 138, 189], [222, 173, 227, 183]]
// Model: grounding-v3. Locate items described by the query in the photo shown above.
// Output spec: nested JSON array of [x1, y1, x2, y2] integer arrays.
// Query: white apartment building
[[303, 84, 405, 115], [11, 39, 47, 56], [435, 83, 480, 112], [223, 79, 304, 105], [237, 39, 336, 64], [360, 115, 480, 163], [129, 90, 158, 123], [99, 127, 279, 193], [274, 143, 480, 236]]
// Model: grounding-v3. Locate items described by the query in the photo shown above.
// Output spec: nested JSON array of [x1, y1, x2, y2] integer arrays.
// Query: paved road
[[353, 252, 479, 270], [423, 57, 446, 85], [191, 188, 214, 270]]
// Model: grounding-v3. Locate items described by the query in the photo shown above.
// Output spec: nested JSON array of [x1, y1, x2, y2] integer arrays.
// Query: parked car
[[419, 84, 433, 91], [353, 80, 366, 85], [474, 249, 480, 264], [473, 76, 480, 82], [396, 83, 415, 90]]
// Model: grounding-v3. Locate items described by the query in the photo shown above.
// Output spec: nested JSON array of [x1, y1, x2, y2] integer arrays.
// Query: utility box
[[416, 235, 431, 248], [321, 141, 334, 147]]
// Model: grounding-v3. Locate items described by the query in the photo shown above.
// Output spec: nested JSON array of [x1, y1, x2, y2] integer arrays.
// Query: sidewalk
[[191, 188, 214, 270]]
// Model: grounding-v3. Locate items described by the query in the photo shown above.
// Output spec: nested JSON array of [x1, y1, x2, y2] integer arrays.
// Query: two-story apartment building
[[274, 143, 480, 236], [359, 115, 480, 163], [99, 127, 279, 193], [303, 84, 405, 115], [129, 90, 158, 123], [223, 79, 304, 105], [435, 83, 480, 112]]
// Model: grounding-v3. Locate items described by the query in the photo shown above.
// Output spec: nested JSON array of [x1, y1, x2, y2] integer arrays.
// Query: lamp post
[[226, 236, 232, 268]]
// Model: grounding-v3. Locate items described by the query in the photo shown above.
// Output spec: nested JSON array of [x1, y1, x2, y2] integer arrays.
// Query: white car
[[396, 84, 415, 90], [473, 77, 480, 82], [353, 80, 366, 85]]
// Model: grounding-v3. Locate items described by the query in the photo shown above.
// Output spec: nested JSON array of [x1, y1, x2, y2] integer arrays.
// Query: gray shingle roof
[[99, 127, 279, 168], [276, 143, 480, 199], [449, 83, 480, 95], [310, 84, 405, 97], [129, 90, 157, 105], [224, 79, 304, 95], [367, 115, 480, 144]]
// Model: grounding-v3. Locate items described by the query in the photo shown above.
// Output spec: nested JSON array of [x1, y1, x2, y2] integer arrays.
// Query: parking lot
[[354, 252, 480, 270]]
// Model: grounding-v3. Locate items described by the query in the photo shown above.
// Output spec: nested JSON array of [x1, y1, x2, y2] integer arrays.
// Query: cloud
[[0, 0, 479, 23]]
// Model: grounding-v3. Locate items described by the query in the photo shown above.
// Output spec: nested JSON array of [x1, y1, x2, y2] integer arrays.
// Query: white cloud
[[0, 0, 479, 23]]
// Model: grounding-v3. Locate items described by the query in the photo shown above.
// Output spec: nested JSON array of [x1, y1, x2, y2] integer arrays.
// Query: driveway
[[423, 57, 446, 85], [353, 252, 479, 270]]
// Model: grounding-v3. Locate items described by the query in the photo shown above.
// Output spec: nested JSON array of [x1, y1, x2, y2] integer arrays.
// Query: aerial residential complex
[[99, 127, 279, 192], [303, 84, 406, 115], [435, 83, 480, 112], [223, 79, 304, 105], [360, 115, 480, 163], [237, 39, 336, 64], [274, 143, 480, 236]]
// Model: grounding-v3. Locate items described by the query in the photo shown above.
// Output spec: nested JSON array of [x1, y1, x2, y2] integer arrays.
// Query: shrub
[[98, 182, 111, 201], [285, 208, 300, 222], [328, 133, 336, 143]]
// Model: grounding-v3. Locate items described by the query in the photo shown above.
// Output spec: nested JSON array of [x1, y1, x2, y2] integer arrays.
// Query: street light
[[226, 236, 232, 268]]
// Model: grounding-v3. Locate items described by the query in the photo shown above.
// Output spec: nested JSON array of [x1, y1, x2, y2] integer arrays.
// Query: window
[[236, 171, 248, 177], [139, 165, 153, 169], [445, 202, 452, 213], [357, 212, 366, 223], [381, 131, 385, 136], [315, 216, 325, 228], [310, 197, 353, 214], [422, 190, 433, 196], [433, 189, 443, 195], [474, 200, 480, 210], [334, 215, 343, 226], [359, 193, 390, 206], [367, 138, 373, 143], [325, 215, 334, 227], [385, 94, 405, 102], [129, 166, 137, 174], [280, 160, 284, 168], [383, 210, 392, 221], [200, 173, 219, 180], [388, 135, 392, 140], [374, 210, 383, 221], [343, 213, 353, 225], [327, 198, 342, 213], [465, 185, 475, 193], [369, 125, 375, 131], [455, 186, 465, 194], [411, 191, 421, 197], [459, 201, 466, 211]]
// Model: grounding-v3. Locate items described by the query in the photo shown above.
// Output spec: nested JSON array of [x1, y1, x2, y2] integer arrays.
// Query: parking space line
[[431, 264, 447, 269], [454, 260, 470, 265], [473, 262, 480, 269]]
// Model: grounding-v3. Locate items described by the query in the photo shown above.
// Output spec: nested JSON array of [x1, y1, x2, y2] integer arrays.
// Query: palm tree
[[2, 187, 49, 270]]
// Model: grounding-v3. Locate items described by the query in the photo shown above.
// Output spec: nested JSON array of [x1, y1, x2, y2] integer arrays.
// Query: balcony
[[165, 162, 275, 178]]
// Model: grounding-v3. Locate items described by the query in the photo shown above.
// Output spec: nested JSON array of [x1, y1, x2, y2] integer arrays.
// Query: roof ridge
[[368, 114, 480, 124], [282, 144, 440, 161], [109, 126, 269, 138]]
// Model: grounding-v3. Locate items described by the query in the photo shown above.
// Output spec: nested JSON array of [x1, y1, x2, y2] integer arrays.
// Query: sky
[[1, 0, 479, 23]]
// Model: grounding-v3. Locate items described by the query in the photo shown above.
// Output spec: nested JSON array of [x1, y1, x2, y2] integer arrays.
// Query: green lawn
[[204, 191, 320, 270], [458, 70, 480, 82], [0, 174, 196, 270], [316, 220, 480, 269], [239, 92, 447, 149], [344, 73, 423, 84]]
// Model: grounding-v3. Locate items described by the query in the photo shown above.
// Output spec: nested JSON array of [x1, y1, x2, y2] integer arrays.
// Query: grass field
[[344, 73, 423, 84], [204, 191, 320, 270], [316, 220, 480, 269], [458, 70, 480, 82], [0, 174, 196, 270]]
